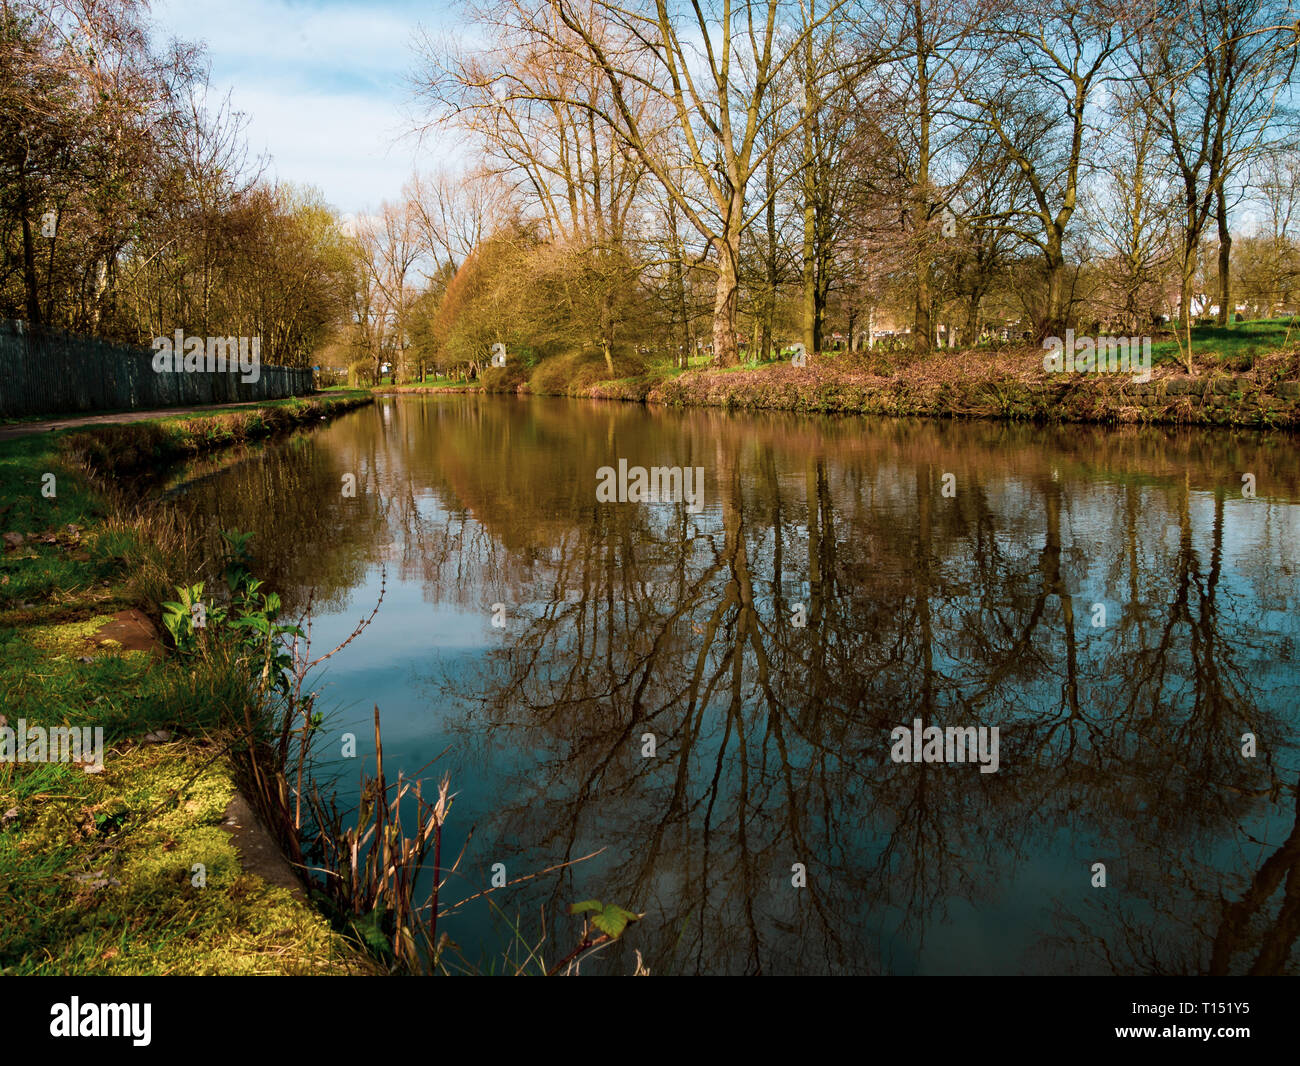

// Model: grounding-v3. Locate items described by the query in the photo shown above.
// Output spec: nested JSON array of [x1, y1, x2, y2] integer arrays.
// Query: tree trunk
[[1042, 231, 1067, 339], [1178, 191, 1199, 329], [668, 202, 690, 369], [712, 234, 740, 365], [911, 2, 932, 356], [18, 159, 41, 326], [1215, 187, 1231, 326], [966, 292, 981, 347], [1179, 259, 1195, 328], [601, 288, 615, 375], [802, 181, 817, 355], [764, 149, 778, 361]]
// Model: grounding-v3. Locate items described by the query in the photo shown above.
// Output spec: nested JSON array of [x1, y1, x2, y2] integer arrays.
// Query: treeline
[[7, 1, 1299, 387], [373, 0, 1300, 379], [0, 0, 352, 367]]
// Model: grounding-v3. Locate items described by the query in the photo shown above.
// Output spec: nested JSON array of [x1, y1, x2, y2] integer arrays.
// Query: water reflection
[[172, 395, 1300, 975]]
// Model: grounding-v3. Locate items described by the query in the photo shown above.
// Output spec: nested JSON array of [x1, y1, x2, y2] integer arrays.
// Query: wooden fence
[[0, 320, 314, 418]]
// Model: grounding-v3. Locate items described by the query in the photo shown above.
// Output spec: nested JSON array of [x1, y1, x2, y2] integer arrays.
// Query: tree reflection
[[177, 396, 1300, 974]]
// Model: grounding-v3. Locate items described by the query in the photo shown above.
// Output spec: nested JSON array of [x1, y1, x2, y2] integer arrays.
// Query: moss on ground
[[0, 399, 375, 976], [2, 731, 361, 975]]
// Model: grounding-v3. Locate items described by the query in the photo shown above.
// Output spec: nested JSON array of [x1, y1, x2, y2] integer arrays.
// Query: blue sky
[[151, 0, 464, 217]]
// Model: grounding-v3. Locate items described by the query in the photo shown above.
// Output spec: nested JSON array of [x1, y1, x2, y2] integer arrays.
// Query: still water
[[167, 394, 1300, 975]]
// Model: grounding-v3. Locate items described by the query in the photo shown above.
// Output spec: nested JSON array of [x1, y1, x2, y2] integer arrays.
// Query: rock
[[73, 872, 121, 889], [142, 729, 173, 744], [90, 609, 162, 655]]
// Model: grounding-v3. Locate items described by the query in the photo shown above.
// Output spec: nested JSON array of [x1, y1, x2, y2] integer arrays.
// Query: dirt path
[[0, 399, 290, 442]]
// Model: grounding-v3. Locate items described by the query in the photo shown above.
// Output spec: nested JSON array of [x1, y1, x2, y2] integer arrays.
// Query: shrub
[[479, 361, 530, 393], [528, 349, 647, 396]]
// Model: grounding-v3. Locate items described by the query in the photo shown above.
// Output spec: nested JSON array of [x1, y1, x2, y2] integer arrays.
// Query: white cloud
[[153, 0, 420, 86], [232, 86, 423, 212], [151, 0, 465, 213]]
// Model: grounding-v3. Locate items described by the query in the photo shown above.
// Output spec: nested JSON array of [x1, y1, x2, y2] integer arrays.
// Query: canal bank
[[0, 392, 376, 975], [412, 345, 1300, 429]]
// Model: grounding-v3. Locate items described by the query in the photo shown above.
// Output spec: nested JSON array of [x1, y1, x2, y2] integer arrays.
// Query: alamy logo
[[0, 718, 103, 769], [596, 460, 705, 513], [1042, 330, 1152, 383], [151, 330, 261, 383], [50, 998, 151, 1046], [890, 718, 1000, 773]]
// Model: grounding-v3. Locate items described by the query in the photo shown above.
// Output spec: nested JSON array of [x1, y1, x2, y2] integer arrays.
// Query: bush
[[528, 349, 647, 396], [479, 360, 530, 393]]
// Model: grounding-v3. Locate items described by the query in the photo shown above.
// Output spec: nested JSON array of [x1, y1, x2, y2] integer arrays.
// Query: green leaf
[[569, 900, 641, 939], [591, 904, 639, 939]]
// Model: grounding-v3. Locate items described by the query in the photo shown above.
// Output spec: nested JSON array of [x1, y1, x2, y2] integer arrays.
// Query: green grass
[[0, 585, 363, 975], [1, 728, 358, 975], [56, 393, 372, 479], [2, 389, 373, 427], [0, 401, 374, 975], [0, 400, 381, 617], [0, 435, 127, 618], [348, 318, 1300, 393], [1148, 316, 1300, 370], [0, 433, 100, 535], [376, 377, 481, 390], [139, 390, 370, 425]]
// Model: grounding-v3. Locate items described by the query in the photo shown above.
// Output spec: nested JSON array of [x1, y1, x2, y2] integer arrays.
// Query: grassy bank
[[0, 392, 376, 975], [375, 322, 1300, 429], [624, 346, 1300, 427], [59, 392, 373, 477]]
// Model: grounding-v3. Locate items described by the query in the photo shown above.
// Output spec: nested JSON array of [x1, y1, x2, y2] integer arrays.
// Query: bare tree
[[1086, 78, 1181, 332], [1135, 0, 1296, 346], [405, 167, 512, 282], [528, 0, 856, 365], [958, 0, 1145, 339]]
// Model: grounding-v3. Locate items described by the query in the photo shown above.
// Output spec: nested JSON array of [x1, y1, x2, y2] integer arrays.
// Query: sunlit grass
[[0, 402, 375, 976]]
